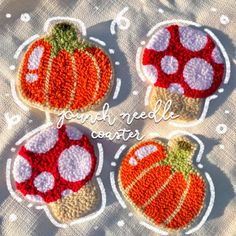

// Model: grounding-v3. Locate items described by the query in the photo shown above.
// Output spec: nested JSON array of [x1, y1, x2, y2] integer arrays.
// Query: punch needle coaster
[[12, 124, 100, 223], [17, 22, 113, 113], [141, 24, 225, 121], [118, 137, 206, 230]]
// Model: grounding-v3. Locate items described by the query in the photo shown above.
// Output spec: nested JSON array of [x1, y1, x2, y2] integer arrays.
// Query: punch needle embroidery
[[12, 124, 99, 223], [141, 24, 225, 121], [17, 22, 113, 113], [118, 137, 206, 230]]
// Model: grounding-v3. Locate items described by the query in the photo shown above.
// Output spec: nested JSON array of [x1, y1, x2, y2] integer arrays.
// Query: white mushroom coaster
[[12, 124, 99, 223], [141, 24, 225, 121]]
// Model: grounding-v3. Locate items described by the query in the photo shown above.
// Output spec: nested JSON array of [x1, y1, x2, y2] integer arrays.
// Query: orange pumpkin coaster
[[17, 22, 113, 113], [118, 137, 206, 231]]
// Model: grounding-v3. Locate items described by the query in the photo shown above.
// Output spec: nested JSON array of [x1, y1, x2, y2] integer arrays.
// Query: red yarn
[[15, 125, 96, 203], [142, 25, 224, 98]]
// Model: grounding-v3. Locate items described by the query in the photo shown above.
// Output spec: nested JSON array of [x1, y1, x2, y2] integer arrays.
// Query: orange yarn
[[119, 140, 166, 189], [118, 138, 206, 230], [17, 23, 113, 113], [86, 47, 113, 105], [19, 39, 51, 104]]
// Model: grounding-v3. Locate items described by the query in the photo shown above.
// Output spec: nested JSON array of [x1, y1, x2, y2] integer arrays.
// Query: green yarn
[[160, 138, 197, 180], [46, 23, 90, 57]]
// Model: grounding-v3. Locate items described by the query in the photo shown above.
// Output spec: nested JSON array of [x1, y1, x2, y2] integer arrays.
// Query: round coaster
[[17, 22, 113, 113], [141, 24, 225, 120], [118, 137, 206, 230], [12, 124, 98, 223]]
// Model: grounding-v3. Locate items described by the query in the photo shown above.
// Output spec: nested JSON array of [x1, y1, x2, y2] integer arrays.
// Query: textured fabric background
[[0, 0, 236, 235]]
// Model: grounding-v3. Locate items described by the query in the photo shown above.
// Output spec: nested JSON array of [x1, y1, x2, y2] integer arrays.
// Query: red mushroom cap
[[142, 24, 225, 98], [13, 124, 96, 203]]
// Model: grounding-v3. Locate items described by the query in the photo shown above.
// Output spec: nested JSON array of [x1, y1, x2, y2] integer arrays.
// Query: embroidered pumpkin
[[141, 24, 225, 121], [17, 23, 113, 113], [118, 137, 206, 230], [12, 124, 99, 223]]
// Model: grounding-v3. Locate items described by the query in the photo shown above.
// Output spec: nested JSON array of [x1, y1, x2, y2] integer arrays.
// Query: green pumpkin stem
[[47, 23, 90, 57], [161, 137, 197, 179]]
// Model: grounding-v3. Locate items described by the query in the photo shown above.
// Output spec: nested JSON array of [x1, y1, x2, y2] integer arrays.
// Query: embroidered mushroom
[[12, 124, 98, 223], [141, 24, 225, 121]]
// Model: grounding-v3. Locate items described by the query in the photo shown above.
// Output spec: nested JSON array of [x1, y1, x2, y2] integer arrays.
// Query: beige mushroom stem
[[49, 181, 99, 223], [149, 87, 203, 121]]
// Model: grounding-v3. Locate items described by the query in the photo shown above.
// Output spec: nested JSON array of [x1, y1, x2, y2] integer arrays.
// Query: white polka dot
[[26, 73, 38, 83], [66, 125, 83, 140], [143, 65, 158, 84], [219, 144, 225, 149], [9, 214, 17, 222], [146, 28, 170, 51], [128, 212, 133, 217], [6, 13, 12, 18], [129, 157, 137, 166], [183, 58, 214, 90], [117, 220, 125, 227], [111, 162, 117, 167], [135, 145, 157, 160], [34, 171, 55, 193], [25, 127, 58, 154], [61, 189, 73, 198], [20, 13, 31, 22], [220, 15, 230, 25], [210, 7, 217, 12], [9, 65, 15, 70], [58, 145, 92, 182], [212, 47, 223, 64], [179, 26, 207, 51], [28, 46, 44, 70], [25, 194, 44, 203], [109, 49, 115, 54], [198, 164, 203, 169], [168, 83, 184, 95], [13, 155, 32, 183], [216, 124, 227, 134], [161, 56, 178, 74]]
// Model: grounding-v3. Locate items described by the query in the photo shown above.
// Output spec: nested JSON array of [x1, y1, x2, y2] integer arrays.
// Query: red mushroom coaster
[[17, 22, 113, 114], [141, 24, 225, 121], [12, 124, 99, 223], [118, 137, 206, 231]]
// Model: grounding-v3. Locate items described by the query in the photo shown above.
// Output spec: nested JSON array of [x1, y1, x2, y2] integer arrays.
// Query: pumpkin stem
[[163, 137, 197, 178], [47, 23, 90, 56]]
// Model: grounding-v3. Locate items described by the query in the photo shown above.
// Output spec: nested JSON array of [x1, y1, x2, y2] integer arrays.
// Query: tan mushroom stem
[[49, 181, 99, 223], [150, 87, 203, 121]]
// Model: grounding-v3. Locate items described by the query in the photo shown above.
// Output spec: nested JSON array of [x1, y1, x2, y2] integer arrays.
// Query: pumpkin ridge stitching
[[140, 174, 174, 210], [16, 22, 113, 113], [163, 176, 191, 225], [69, 50, 101, 112], [66, 54, 78, 110], [123, 162, 162, 194], [118, 137, 207, 230], [44, 53, 54, 108]]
